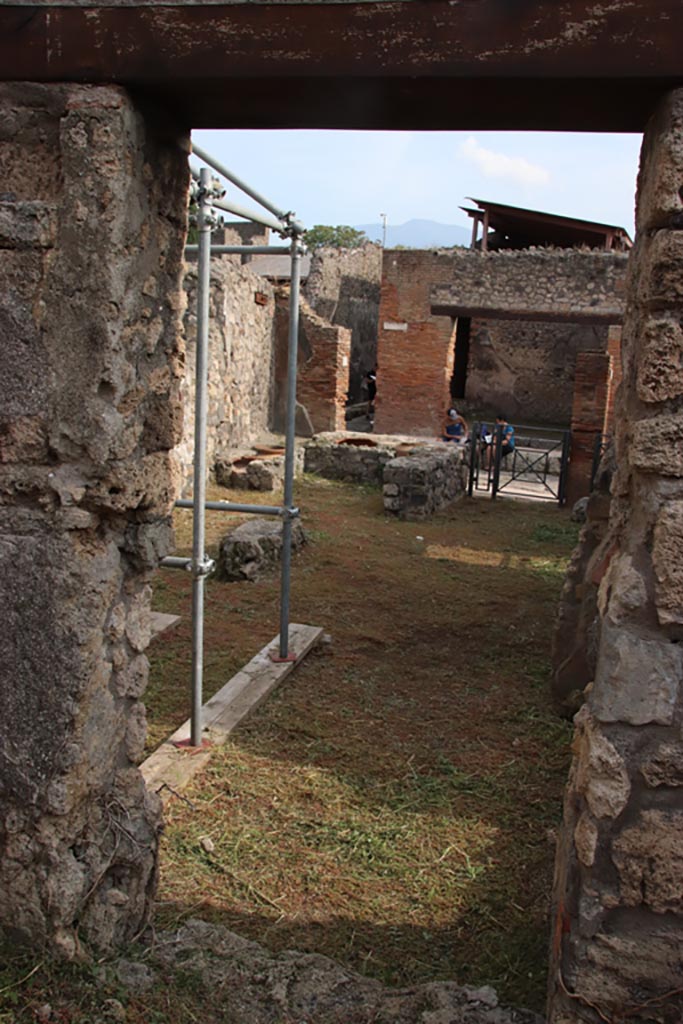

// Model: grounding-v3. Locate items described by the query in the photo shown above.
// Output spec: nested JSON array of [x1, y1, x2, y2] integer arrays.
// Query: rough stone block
[[245, 458, 285, 492], [641, 743, 683, 788], [0, 200, 56, 249], [652, 501, 683, 625], [636, 313, 683, 404], [636, 88, 683, 232], [218, 517, 306, 581], [573, 708, 630, 819], [630, 414, 683, 477], [637, 230, 683, 309], [612, 810, 683, 914], [592, 623, 682, 726]]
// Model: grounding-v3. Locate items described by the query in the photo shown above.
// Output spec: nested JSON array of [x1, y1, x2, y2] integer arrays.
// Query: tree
[[304, 224, 369, 250]]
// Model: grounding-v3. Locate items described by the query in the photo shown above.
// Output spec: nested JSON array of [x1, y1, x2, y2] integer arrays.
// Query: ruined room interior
[[1, 3, 683, 1023]]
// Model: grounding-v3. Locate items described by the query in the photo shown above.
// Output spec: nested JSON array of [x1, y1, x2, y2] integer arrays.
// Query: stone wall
[[548, 89, 683, 1023], [383, 445, 467, 519], [431, 247, 629, 323], [304, 432, 399, 485], [274, 290, 350, 435], [0, 84, 188, 953], [467, 318, 610, 424], [304, 244, 382, 401], [178, 257, 275, 489], [376, 247, 627, 438]]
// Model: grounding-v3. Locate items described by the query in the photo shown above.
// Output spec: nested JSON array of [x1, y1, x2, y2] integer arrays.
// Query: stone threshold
[[141, 623, 323, 803]]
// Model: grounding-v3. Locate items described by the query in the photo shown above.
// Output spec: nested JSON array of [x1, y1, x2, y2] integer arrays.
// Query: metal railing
[[468, 422, 571, 505], [160, 144, 306, 745]]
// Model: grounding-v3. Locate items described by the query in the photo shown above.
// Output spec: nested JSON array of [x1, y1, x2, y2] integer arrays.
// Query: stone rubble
[[218, 516, 307, 581]]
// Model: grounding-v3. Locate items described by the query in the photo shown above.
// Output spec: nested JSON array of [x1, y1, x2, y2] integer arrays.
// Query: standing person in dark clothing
[[366, 366, 377, 427]]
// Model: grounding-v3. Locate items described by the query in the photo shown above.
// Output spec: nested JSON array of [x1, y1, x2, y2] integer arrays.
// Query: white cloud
[[460, 137, 551, 187]]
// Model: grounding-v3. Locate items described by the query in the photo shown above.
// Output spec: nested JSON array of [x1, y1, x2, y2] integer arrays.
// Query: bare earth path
[[146, 476, 577, 1013]]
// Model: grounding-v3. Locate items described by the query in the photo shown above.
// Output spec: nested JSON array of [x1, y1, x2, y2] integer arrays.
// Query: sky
[[193, 129, 643, 237]]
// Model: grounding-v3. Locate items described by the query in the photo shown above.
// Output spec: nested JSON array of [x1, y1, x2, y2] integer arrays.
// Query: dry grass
[[146, 475, 576, 1011]]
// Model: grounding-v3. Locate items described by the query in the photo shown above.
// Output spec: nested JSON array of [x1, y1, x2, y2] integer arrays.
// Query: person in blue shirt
[[441, 407, 468, 443], [495, 413, 515, 460]]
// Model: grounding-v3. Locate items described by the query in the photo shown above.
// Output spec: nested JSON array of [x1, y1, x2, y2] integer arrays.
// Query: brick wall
[[375, 250, 456, 436], [274, 290, 350, 434]]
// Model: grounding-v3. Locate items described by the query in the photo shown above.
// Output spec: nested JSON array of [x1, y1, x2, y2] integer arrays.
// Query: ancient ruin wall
[[431, 247, 629, 323], [548, 89, 683, 1023], [375, 250, 456, 437], [274, 291, 350, 434], [178, 258, 275, 488], [467, 318, 609, 424], [0, 83, 188, 954], [304, 244, 382, 401]]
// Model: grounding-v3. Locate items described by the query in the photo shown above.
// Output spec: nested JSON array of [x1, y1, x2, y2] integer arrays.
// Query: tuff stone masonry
[[178, 257, 275, 489], [548, 89, 683, 1023], [0, 84, 188, 953]]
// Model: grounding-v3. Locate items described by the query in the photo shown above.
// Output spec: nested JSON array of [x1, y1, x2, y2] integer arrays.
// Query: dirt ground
[[144, 475, 577, 1013]]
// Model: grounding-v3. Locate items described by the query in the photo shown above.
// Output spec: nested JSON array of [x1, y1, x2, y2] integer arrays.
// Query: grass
[[0, 478, 575, 1021], [147, 476, 574, 1011]]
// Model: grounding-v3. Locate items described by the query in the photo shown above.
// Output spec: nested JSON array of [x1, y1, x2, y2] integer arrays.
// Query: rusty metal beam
[[1, 2, 682, 130]]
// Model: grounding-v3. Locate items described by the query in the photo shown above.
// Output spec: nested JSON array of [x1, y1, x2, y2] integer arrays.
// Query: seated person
[[441, 408, 468, 443], [495, 413, 515, 459]]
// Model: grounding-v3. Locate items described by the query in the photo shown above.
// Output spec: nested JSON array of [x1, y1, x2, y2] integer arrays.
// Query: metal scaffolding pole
[[188, 166, 213, 746], [277, 234, 304, 660]]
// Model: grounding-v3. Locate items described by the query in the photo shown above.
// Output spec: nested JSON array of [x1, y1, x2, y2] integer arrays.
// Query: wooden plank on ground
[[150, 612, 181, 638], [140, 624, 323, 803]]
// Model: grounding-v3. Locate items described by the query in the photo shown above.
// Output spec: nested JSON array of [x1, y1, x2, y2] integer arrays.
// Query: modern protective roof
[[462, 199, 633, 251]]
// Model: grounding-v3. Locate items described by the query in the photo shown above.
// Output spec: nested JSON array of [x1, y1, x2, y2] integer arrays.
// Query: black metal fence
[[467, 422, 571, 505]]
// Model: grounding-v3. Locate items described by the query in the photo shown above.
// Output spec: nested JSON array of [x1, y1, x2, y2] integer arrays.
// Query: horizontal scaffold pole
[[185, 244, 292, 256], [192, 141, 288, 222]]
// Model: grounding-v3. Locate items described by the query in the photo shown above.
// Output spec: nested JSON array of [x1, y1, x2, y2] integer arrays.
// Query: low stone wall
[[304, 432, 467, 517], [383, 445, 467, 519], [304, 432, 406, 485]]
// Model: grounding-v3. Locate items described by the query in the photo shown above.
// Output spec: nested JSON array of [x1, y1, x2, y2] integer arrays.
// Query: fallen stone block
[[218, 517, 306, 581]]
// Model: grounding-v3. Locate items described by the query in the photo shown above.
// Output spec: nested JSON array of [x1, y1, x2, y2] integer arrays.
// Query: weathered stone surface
[[572, 708, 630, 819], [570, 496, 589, 523], [143, 919, 541, 1024], [636, 313, 683, 403], [642, 743, 683, 788], [630, 414, 683, 477], [0, 83, 187, 953], [218, 517, 306, 581], [304, 243, 382, 402], [612, 811, 683, 913], [549, 90, 683, 1024], [652, 501, 683, 625], [304, 431, 399, 484], [636, 89, 683, 231], [178, 257, 275, 491], [636, 229, 683, 309], [383, 444, 467, 520], [592, 623, 682, 725]]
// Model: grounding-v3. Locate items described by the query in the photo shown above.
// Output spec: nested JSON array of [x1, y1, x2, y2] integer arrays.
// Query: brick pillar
[[374, 250, 455, 436], [548, 89, 683, 1023], [0, 84, 188, 955], [565, 351, 612, 505]]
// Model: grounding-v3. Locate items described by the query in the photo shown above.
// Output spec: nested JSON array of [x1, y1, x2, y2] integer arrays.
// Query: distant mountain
[[354, 218, 471, 249]]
